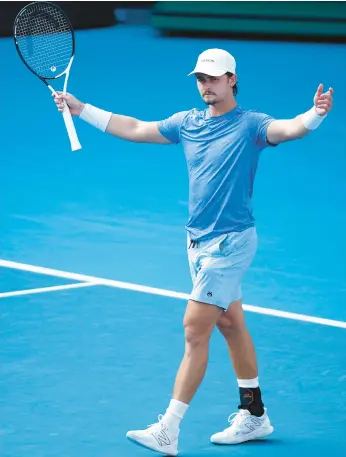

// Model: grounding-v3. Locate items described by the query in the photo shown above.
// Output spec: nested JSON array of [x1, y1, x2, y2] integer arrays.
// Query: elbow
[[281, 131, 293, 142], [285, 127, 306, 142], [131, 121, 146, 143]]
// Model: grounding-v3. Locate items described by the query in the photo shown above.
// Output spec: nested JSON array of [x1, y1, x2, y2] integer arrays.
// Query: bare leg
[[216, 299, 258, 379], [173, 299, 223, 404]]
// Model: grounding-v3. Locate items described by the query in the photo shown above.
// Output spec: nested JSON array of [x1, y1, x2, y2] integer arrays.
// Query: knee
[[183, 318, 213, 349], [216, 314, 245, 337]]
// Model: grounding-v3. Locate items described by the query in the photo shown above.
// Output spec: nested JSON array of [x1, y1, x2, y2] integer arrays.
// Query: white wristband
[[79, 103, 112, 132], [303, 106, 326, 131]]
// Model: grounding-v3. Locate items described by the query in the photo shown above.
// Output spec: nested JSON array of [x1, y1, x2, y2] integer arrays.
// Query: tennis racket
[[13, 1, 81, 151]]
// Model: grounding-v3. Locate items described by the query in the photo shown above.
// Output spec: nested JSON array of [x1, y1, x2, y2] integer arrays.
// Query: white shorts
[[187, 227, 258, 310]]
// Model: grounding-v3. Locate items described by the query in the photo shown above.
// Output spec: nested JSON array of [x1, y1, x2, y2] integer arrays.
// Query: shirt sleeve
[[250, 111, 277, 149], [157, 111, 188, 144]]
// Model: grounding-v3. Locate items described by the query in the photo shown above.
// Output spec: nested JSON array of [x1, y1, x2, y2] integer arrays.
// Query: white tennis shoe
[[210, 408, 274, 445], [126, 414, 179, 456]]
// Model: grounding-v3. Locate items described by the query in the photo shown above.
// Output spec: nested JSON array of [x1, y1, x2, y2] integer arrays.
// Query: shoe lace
[[226, 410, 247, 429], [147, 414, 164, 429]]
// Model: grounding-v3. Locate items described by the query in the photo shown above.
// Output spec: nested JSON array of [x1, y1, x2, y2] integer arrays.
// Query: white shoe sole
[[211, 425, 274, 445], [126, 432, 178, 456]]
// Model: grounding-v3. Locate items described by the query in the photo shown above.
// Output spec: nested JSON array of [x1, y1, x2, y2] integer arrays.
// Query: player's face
[[196, 73, 231, 105]]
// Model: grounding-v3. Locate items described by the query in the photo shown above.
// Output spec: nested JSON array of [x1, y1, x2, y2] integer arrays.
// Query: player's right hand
[[53, 92, 85, 116]]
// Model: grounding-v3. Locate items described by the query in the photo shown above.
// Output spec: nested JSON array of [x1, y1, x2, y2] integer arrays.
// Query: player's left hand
[[314, 84, 333, 116]]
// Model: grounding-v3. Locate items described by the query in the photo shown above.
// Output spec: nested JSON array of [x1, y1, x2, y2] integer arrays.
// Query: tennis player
[[54, 48, 333, 456]]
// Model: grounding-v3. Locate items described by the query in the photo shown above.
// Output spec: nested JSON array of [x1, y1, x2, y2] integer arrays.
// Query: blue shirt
[[158, 106, 276, 241]]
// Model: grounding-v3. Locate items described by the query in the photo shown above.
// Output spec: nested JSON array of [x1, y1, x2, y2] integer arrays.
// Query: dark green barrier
[[151, 1, 346, 42]]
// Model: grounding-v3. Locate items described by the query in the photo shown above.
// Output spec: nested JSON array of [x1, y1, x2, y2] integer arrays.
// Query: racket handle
[[62, 104, 82, 151], [48, 85, 81, 151]]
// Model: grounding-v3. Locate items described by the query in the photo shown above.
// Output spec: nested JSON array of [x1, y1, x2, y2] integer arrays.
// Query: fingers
[[316, 83, 323, 97], [53, 96, 65, 112], [52, 91, 66, 99], [316, 94, 331, 101], [315, 97, 332, 107], [316, 104, 331, 111], [315, 85, 334, 98], [314, 84, 333, 113], [51, 91, 70, 101], [52, 92, 69, 112], [315, 92, 333, 115], [317, 92, 333, 102]]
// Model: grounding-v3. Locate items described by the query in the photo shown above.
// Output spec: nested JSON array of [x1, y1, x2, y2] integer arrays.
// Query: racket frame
[[13, 1, 81, 151]]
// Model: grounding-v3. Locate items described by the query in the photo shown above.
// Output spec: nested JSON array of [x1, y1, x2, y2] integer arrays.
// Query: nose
[[201, 81, 214, 95]]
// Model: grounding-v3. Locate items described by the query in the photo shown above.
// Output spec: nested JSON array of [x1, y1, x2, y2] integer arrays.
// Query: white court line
[[0, 258, 345, 329], [0, 282, 97, 299]]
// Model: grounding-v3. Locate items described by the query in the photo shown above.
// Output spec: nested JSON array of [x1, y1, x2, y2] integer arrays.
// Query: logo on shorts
[[207, 291, 212, 297]]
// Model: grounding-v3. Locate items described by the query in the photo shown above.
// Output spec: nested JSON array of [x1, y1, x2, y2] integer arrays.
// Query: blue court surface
[[1, 24, 346, 457]]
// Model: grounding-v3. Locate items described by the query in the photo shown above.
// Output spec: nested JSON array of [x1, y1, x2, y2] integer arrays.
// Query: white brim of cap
[[188, 63, 229, 77]]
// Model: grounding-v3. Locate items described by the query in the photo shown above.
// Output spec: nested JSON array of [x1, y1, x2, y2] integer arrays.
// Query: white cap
[[188, 48, 236, 77]]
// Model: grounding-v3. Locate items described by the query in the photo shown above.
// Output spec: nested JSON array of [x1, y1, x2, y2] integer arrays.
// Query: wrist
[[79, 103, 113, 132], [76, 102, 86, 116], [303, 106, 327, 130]]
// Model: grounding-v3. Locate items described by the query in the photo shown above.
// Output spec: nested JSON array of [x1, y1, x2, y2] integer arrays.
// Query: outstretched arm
[[53, 92, 171, 144], [266, 84, 334, 145]]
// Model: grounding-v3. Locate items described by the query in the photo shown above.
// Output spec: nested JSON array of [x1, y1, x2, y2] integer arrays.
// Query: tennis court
[[1, 21, 346, 457]]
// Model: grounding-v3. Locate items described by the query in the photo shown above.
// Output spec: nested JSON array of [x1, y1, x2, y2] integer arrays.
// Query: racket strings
[[17, 34, 71, 75], [15, 2, 73, 79]]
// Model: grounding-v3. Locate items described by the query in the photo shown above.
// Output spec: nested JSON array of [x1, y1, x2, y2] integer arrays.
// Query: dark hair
[[226, 72, 238, 96]]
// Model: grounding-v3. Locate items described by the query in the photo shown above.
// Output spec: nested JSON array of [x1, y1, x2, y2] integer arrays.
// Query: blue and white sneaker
[[210, 408, 274, 445]]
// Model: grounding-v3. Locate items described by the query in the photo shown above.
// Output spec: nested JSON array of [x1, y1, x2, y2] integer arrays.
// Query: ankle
[[168, 399, 189, 417], [162, 399, 189, 431], [239, 402, 265, 417], [237, 381, 265, 417]]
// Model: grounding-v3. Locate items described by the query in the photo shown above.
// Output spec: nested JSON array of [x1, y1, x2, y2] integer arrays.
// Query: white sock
[[237, 377, 259, 388], [162, 399, 189, 432]]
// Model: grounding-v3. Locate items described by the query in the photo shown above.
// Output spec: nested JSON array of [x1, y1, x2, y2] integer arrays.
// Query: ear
[[228, 73, 237, 87]]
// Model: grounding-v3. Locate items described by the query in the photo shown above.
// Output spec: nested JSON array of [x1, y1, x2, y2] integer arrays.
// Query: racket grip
[[62, 104, 82, 151]]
